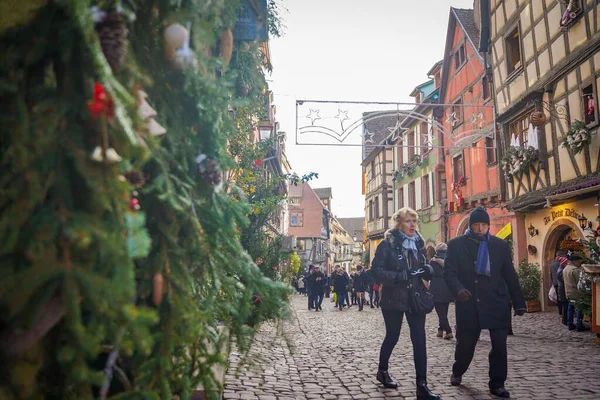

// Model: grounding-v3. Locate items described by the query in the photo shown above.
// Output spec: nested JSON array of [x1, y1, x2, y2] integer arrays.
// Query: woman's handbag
[[410, 286, 435, 315]]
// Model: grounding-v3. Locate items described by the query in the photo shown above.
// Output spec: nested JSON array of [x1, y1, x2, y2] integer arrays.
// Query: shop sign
[[543, 207, 583, 225]]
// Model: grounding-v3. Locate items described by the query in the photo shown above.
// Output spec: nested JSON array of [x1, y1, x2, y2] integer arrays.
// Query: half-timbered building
[[487, 0, 600, 310]]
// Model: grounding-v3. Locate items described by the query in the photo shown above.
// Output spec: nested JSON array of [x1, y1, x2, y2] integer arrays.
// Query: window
[[582, 83, 598, 127], [398, 187, 404, 209], [297, 239, 306, 251], [454, 43, 466, 71], [508, 111, 532, 147], [408, 131, 415, 159], [420, 122, 429, 154], [482, 76, 491, 100], [505, 26, 522, 75], [452, 98, 463, 127], [289, 197, 300, 204], [397, 141, 404, 165], [369, 200, 373, 221], [486, 136, 497, 163], [422, 175, 431, 209], [408, 182, 416, 209], [374, 196, 380, 218], [290, 211, 304, 227], [370, 160, 375, 179], [453, 154, 465, 182], [441, 175, 447, 201]]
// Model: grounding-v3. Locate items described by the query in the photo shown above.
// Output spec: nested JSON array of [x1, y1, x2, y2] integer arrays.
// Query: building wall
[[442, 11, 509, 240], [288, 182, 328, 239]]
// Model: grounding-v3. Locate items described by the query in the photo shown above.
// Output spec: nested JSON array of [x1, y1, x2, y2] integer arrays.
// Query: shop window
[[290, 211, 304, 227], [453, 154, 465, 182], [454, 43, 466, 71], [508, 110, 532, 147], [297, 239, 305, 251], [408, 181, 416, 210], [582, 82, 598, 127], [505, 26, 522, 76], [422, 175, 431, 209], [486, 135, 497, 164]]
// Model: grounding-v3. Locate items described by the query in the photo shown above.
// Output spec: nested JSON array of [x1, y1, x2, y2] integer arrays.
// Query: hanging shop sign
[[233, 0, 268, 41], [496, 222, 512, 239], [558, 235, 585, 252], [543, 207, 583, 225]]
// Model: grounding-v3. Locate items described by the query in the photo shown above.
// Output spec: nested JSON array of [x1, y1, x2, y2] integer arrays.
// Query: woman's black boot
[[416, 380, 440, 399], [376, 370, 398, 389]]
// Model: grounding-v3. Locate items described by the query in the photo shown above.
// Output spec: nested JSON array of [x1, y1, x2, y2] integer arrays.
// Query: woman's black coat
[[333, 273, 348, 294], [444, 234, 526, 330], [353, 271, 369, 292], [371, 229, 432, 312], [429, 258, 454, 303]]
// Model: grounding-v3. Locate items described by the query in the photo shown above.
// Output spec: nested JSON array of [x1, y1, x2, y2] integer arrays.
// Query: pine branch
[[99, 327, 125, 399]]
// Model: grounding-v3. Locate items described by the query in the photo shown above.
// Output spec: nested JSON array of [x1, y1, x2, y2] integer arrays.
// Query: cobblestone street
[[224, 294, 600, 400]]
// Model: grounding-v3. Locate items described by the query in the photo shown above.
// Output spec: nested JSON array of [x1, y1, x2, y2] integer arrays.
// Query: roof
[[453, 8, 480, 49], [337, 217, 364, 237], [362, 112, 398, 161], [314, 187, 332, 199], [427, 60, 444, 77], [410, 80, 435, 98], [439, 7, 485, 105]]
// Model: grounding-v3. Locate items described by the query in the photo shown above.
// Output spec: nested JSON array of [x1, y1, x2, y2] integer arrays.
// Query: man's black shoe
[[376, 370, 398, 389], [416, 381, 440, 399], [450, 375, 462, 386], [489, 387, 510, 398]]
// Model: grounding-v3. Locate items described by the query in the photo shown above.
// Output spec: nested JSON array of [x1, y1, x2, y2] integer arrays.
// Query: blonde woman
[[371, 207, 439, 399]]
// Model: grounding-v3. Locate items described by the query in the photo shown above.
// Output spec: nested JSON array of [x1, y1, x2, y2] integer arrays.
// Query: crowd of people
[[292, 206, 530, 399]]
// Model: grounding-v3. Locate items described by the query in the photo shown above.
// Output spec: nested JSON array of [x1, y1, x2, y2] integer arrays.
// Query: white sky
[[269, 0, 475, 218]]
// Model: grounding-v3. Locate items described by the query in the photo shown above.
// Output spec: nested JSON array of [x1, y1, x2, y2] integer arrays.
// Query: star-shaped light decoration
[[470, 112, 485, 129], [387, 119, 406, 141], [363, 129, 375, 144], [306, 109, 321, 125], [422, 133, 433, 147], [477, 112, 485, 128], [446, 111, 459, 127], [335, 108, 349, 123]]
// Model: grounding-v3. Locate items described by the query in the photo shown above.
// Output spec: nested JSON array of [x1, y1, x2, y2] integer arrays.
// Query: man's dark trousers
[[307, 287, 314, 309], [453, 328, 508, 390]]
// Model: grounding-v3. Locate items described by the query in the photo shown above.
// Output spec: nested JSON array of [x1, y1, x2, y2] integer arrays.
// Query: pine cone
[[124, 170, 145, 187], [96, 11, 129, 71], [199, 159, 222, 186]]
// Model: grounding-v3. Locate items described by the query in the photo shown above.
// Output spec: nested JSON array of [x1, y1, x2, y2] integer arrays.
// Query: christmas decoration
[[530, 110, 547, 127], [136, 90, 166, 136], [163, 23, 188, 62], [561, 120, 592, 154], [91, 146, 123, 163], [501, 146, 539, 176], [129, 190, 140, 211], [124, 169, 145, 187], [95, 10, 129, 72], [196, 154, 222, 186], [254, 158, 263, 166], [152, 272, 164, 306], [88, 82, 114, 119]]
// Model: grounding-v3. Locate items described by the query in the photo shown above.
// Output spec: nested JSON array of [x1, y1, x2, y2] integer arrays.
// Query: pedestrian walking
[[371, 207, 439, 399], [305, 265, 315, 310], [333, 266, 349, 310], [550, 250, 567, 317], [305, 265, 325, 311], [563, 252, 589, 331], [444, 206, 526, 399], [429, 242, 454, 340], [353, 265, 369, 311], [556, 255, 570, 325]]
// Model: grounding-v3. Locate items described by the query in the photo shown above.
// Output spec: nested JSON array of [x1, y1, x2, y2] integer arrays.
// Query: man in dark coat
[[444, 207, 526, 399], [304, 265, 315, 310], [305, 265, 325, 311], [429, 243, 454, 339]]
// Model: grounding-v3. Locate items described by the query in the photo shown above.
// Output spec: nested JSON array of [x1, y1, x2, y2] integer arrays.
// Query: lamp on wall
[[528, 223, 539, 237], [578, 213, 588, 230]]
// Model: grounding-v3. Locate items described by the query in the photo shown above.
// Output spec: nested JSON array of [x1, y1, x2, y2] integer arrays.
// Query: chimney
[[474, 0, 481, 30]]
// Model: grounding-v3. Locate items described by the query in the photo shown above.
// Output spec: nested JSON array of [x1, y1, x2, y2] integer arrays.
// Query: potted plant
[[517, 260, 542, 312]]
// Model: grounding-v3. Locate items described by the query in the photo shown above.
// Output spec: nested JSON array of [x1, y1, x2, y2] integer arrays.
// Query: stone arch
[[541, 218, 585, 309], [455, 214, 470, 238]]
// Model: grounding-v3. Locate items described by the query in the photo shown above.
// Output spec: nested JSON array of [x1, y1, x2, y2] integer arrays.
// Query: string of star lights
[[295, 99, 497, 150]]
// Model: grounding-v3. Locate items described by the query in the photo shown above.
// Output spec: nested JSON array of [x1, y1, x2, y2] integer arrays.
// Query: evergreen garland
[[0, 0, 291, 398]]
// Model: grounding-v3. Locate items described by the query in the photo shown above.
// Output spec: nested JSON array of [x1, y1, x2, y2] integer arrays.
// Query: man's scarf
[[465, 228, 491, 277]]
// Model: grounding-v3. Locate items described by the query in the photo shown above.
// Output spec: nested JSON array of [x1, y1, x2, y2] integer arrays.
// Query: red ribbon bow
[[88, 83, 114, 119]]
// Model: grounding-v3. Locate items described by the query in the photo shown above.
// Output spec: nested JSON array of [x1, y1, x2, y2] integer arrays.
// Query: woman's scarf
[[465, 228, 491, 277], [396, 229, 419, 260]]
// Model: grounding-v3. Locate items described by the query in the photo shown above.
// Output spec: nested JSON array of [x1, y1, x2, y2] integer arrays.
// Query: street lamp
[[578, 213, 588, 230], [527, 223, 539, 237]]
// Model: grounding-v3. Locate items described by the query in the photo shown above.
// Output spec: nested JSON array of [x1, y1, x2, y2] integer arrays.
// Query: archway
[[542, 219, 585, 310], [455, 215, 470, 238]]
